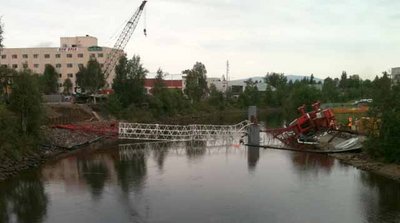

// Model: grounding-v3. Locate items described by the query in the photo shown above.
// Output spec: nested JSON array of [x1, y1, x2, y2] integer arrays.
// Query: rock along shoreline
[[330, 152, 400, 182]]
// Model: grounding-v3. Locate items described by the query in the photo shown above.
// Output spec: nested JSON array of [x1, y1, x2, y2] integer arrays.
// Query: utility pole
[[226, 60, 230, 93]]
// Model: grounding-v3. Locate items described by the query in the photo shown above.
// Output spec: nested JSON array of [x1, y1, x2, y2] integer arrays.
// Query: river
[[0, 134, 399, 223]]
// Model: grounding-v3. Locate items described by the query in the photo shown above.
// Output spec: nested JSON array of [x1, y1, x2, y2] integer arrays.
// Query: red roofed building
[[144, 79, 183, 94]]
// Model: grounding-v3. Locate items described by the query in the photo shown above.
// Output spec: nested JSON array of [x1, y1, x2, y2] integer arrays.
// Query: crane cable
[[143, 6, 147, 37]]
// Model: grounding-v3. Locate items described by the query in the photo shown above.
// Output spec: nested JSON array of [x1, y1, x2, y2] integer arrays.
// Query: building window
[[1, 65, 7, 68], [12, 64, 18, 69], [78, 54, 84, 58], [22, 54, 28, 59], [56, 64, 62, 68], [68, 73, 73, 78], [1, 55, 6, 59], [56, 54, 61, 58], [45, 64, 51, 67], [59, 74, 62, 78], [58, 83, 63, 87], [67, 54, 73, 58], [23, 63, 28, 69], [44, 54, 50, 59], [34, 64, 39, 68], [100, 64, 104, 68], [98, 53, 104, 58], [78, 64, 84, 69], [67, 63, 73, 68], [12, 55, 18, 59], [33, 54, 39, 59], [90, 54, 95, 58]]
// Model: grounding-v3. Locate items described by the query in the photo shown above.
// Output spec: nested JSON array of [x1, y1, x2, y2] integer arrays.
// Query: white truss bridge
[[118, 121, 251, 141]]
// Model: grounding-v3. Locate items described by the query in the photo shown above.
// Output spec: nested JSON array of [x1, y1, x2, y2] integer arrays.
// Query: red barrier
[[53, 122, 119, 136]]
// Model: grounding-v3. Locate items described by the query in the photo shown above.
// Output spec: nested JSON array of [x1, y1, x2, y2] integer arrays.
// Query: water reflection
[[80, 159, 109, 199], [290, 152, 334, 177], [152, 147, 169, 171], [2, 136, 400, 223], [359, 172, 400, 223], [0, 172, 48, 223], [114, 149, 147, 193], [185, 141, 207, 160], [247, 147, 260, 172]]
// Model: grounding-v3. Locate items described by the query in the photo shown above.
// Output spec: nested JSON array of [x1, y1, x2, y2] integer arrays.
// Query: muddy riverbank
[[0, 127, 111, 182], [330, 152, 400, 182], [0, 147, 61, 182]]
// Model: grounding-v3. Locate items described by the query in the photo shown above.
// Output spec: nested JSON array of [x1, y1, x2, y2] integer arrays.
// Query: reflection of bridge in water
[[119, 138, 246, 160], [118, 133, 285, 161], [118, 121, 250, 141]]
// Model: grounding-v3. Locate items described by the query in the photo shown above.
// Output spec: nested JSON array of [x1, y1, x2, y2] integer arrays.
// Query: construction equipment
[[103, 0, 148, 80]]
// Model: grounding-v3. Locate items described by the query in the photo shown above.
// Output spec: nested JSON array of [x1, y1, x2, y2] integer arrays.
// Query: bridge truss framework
[[118, 121, 250, 141]]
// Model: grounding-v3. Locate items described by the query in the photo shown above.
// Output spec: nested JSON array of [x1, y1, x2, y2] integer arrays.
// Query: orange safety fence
[[332, 106, 369, 114]]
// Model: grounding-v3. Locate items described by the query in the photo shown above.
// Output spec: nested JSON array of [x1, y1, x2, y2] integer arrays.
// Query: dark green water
[[0, 135, 399, 223]]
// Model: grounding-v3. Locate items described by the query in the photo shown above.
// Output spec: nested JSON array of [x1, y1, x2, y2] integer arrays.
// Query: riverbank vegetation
[[364, 73, 400, 163], [106, 55, 388, 122], [0, 67, 43, 160]]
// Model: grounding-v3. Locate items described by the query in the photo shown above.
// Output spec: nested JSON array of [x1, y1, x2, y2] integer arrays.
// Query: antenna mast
[[226, 60, 230, 92]]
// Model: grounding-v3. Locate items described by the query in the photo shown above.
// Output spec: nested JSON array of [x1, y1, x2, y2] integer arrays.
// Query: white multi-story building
[[0, 35, 123, 92], [391, 67, 400, 84], [206, 77, 229, 92]]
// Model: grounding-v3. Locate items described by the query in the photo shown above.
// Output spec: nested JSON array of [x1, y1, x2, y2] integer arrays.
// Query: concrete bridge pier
[[247, 106, 260, 146]]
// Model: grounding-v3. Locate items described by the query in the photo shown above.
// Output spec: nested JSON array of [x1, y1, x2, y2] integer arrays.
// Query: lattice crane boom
[[103, 0, 147, 80]]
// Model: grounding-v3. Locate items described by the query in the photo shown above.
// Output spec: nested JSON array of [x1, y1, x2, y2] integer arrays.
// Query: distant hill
[[231, 75, 323, 83]]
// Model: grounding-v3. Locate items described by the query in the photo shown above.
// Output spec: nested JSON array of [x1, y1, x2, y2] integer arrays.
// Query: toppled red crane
[[265, 102, 336, 146]]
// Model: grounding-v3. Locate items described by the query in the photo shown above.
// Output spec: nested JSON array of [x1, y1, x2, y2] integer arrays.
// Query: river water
[[0, 134, 399, 223]]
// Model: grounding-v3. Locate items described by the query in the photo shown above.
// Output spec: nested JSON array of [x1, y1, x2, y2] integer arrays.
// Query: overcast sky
[[1, 0, 400, 80]]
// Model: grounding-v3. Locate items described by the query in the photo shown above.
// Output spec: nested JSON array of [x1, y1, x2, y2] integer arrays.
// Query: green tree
[[264, 73, 288, 106], [365, 73, 400, 163], [310, 74, 315, 84], [370, 72, 392, 111], [152, 68, 166, 96], [208, 84, 225, 110], [0, 104, 18, 155], [40, 64, 59, 94], [76, 59, 104, 94], [112, 55, 147, 107], [264, 85, 277, 106], [9, 70, 42, 136], [283, 81, 321, 119], [322, 77, 339, 102], [265, 72, 287, 89], [183, 62, 208, 102], [63, 78, 73, 95], [339, 71, 348, 89], [0, 66, 16, 101], [238, 78, 260, 108]]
